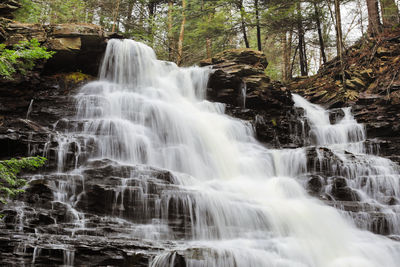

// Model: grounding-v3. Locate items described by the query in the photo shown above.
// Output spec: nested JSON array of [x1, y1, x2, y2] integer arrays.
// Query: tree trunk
[[380, 0, 400, 28], [206, 38, 212, 58], [168, 0, 174, 61], [334, 0, 346, 87], [255, 0, 262, 51], [297, 2, 308, 76], [291, 45, 299, 78], [125, 0, 135, 32], [287, 28, 293, 79], [334, 0, 343, 59], [356, 0, 365, 35], [314, 2, 327, 64], [147, 2, 156, 45], [112, 0, 121, 33], [366, 0, 382, 36], [283, 31, 293, 81], [177, 0, 187, 66], [237, 1, 250, 48], [282, 34, 287, 81]]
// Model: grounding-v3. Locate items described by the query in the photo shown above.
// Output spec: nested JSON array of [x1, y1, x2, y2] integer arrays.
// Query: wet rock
[[306, 147, 343, 175], [307, 175, 323, 195], [330, 177, 360, 201], [201, 49, 300, 148], [328, 108, 345, 124], [23, 180, 53, 207]]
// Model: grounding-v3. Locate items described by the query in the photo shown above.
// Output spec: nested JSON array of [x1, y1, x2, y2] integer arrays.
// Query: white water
[[26, 99, 34, 120], [293, 94, 400, 235], [46, 39, 400, 266]]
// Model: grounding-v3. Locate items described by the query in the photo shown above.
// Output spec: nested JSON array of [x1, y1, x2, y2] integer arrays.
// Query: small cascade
[[240, 81, 246, 108], [26, 99, 34, 120], [63, 250, 75, 266], [293, 93, 400, 236]]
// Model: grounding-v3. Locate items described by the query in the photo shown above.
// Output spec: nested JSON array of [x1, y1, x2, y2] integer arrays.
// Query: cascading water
[[6, 39, 400, 266], [72, 39, 400, 266], [293, 94, 400, 236]]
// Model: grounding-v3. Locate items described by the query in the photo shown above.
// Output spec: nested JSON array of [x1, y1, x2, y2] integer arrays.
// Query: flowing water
[[6, 39, 400, 266]]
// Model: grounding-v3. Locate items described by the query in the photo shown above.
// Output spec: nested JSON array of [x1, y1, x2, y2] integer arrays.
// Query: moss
[[64, 72, 93, 83], [271, 118, 277, 127]]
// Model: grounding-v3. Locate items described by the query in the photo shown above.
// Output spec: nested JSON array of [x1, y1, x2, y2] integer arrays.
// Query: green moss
[[64, 72, 93, 83], [271, 118, 277, 126], [0, 156, 46, 205]]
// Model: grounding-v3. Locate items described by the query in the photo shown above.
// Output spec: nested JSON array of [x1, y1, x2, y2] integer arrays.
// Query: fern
[[0, 39, 55, 79], [0, 156, 47, 204]]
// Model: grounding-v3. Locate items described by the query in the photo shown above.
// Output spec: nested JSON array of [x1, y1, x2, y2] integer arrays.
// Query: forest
[[13, 0, 400, 80]]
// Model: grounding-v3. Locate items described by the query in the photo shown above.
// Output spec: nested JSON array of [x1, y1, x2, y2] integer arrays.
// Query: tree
[[14, 0, 91, 24], [235, 0, 250, 48], [177, 0, 187, 65], [366, 0, 382, 36], [313, 0, 327, 64], [0, 157, 46, 206], [254, 0, 262, 51], [380, 0, 400, 29], [112, 0, 121, 32], [297, 1, 308, 76], [168, 0, 175, 61]]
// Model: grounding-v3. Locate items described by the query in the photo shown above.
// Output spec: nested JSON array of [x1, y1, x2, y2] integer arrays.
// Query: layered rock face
[[201, 49, 302, 148], [2, 22, 116, 75], [0, 0, 21, 20]]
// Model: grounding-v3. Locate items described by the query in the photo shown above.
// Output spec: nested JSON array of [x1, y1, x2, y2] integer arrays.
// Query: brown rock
[[47, 37, 81, 51], [0, 0, 21, 19]]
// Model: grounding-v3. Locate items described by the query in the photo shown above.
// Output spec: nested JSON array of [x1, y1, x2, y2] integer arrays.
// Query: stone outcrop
[[201, 49, 302, 148], [0, 0, 21, 19], [0, 0, 120, 76], [2, 22, 122, 75]]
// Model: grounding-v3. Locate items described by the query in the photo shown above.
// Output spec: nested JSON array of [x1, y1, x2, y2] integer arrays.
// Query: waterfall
[[32, 39, 400, 266], [26, 99, 34, 120], [293, 93, 400, 235]]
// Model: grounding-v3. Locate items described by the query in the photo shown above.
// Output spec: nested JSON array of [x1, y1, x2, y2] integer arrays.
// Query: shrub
[[0, 39, 55, 79], [0, 156, 47, 205]]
